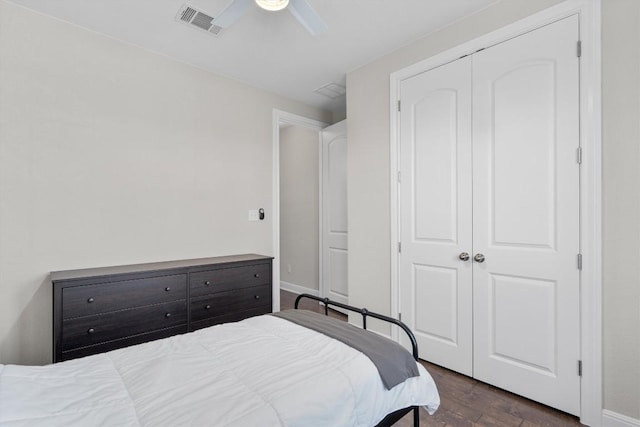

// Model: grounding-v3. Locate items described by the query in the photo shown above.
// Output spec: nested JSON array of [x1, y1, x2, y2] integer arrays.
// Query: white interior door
[[399, 57, 473, 376], [398, 15, 581, 415], [472, 15, 581, 415], [321, 120, 348, 304]]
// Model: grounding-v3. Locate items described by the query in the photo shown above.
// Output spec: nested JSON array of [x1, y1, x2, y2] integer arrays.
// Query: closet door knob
[[474, 253, 485, 263], [205, 304, 211, 310], [254, 295, 260, 300], [87, 328, 95, 335], [165, 312, 172, 318], [204, 281, 211, 286], [165, 287, 171, 292], [458, 252, 470, 261], [254, 273, 260, 278]]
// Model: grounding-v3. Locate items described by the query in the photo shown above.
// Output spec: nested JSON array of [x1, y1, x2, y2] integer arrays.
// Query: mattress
[[0, 314, 440, 426]]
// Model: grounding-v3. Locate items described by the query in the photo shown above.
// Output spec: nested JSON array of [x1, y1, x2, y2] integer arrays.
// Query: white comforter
[[0, 315, 439, 426]]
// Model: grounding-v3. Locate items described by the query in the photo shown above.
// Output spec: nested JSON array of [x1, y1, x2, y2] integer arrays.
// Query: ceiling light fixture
[[255, 0, 289, 11]]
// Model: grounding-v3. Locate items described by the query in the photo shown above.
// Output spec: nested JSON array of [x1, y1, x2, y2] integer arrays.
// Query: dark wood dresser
[[52, 254, 273, 362]]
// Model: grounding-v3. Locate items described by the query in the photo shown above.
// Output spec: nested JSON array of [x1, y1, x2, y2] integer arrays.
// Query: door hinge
[[577, 253, 583, 270], [577, 147, 582, 164], [397, 171, 401, 183], [577, 40, 582, 58], [397, 100, 401, 112], [398, 242, 402, 253], [578, 360, 582, 376], [398, 312, 402, 322]]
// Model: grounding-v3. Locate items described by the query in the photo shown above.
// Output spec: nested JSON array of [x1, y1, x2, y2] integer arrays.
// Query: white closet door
[[321, 120, 348, 305], [472, 15, 580, 415], [399, 57, 473, 375]]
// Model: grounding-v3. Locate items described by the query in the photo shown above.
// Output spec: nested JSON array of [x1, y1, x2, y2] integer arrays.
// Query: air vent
[[176, 3, 223, 36], [314, 82, 346, 99]]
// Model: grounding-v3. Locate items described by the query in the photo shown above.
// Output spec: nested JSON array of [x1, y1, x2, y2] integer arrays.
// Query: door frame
[[388, 1, 602, 425], [271, 109, 328, 312]]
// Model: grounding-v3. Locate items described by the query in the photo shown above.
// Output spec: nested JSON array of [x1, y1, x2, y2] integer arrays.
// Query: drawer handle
[[254, 273, 260, 278], [87, 328, 96, 334], [254, 295, 260, 300], [165, 287, 171, 292], [165, 312, 172, 318], [204, 281, 211, 286], [205, 304, 211, 310], [87, 297, 95, 303]]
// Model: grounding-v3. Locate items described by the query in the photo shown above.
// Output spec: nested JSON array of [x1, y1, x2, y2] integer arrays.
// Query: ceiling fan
[[213, 0, 327, 36]]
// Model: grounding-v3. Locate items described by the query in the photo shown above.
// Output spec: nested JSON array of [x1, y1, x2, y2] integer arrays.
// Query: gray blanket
[[272, 310, 419, 390]]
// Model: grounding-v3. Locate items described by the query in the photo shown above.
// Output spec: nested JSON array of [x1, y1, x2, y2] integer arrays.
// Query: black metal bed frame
[[294, 293, 420, 427]]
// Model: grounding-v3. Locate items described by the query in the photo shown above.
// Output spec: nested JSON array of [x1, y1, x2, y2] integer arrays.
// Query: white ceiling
[[7, 0, 498, 114]]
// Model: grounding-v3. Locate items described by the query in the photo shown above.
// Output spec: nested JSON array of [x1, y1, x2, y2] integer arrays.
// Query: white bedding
[[0, 314, 439, 426]]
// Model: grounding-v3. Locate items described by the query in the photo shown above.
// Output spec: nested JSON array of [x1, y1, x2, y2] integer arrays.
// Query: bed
[[0, 294, 439, 426]]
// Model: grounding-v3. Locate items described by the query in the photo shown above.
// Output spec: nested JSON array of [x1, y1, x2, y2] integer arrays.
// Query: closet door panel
[[491, 62, 556, 248], [472, 15, 580, 415], [399, 57, 473, 375], [413, 89, 458, 242]]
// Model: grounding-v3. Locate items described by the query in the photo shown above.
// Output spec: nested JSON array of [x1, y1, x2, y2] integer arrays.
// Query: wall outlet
[[248, 210, 259, 221]]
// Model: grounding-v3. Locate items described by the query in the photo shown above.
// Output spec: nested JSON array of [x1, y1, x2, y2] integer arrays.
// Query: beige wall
[[347, 0, 639, 420], [0, 1, 330, 365], [279, 125, 320, 292], [602, 0, 640, 419]]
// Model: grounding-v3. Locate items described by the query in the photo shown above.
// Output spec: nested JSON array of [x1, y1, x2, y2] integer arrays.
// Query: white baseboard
[[603, 410, 640, 427], [280, 281, 319, 297]]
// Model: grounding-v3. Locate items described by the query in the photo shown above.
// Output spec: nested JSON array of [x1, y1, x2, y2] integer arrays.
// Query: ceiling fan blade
[[287, 0, 327, 36], [212, 0, 253, 28]]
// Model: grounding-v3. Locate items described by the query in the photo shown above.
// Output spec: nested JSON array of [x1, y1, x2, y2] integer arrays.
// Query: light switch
[[248, 210, 259, 221]]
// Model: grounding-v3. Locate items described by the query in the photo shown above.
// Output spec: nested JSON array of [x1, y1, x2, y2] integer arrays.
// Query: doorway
[[271, 110, 327, 312]]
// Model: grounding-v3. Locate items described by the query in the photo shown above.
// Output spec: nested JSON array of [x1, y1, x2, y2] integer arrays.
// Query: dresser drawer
[[59, 326, 187, 362], [190, 285, 271, 323], [190, 264, 270, 297], [62, 274, 187, 319], [62, 300, 186, 351]]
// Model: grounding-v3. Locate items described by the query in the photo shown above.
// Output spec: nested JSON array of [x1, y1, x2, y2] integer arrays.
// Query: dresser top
[[51, 254, 273, 282]]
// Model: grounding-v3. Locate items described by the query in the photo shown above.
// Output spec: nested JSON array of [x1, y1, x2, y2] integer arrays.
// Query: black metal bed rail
[[293, 293, 420, 362], [294, 293, 421, 427]]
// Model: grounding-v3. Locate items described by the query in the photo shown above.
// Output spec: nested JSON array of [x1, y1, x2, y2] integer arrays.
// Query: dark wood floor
[[280, 290, 583, 427]]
